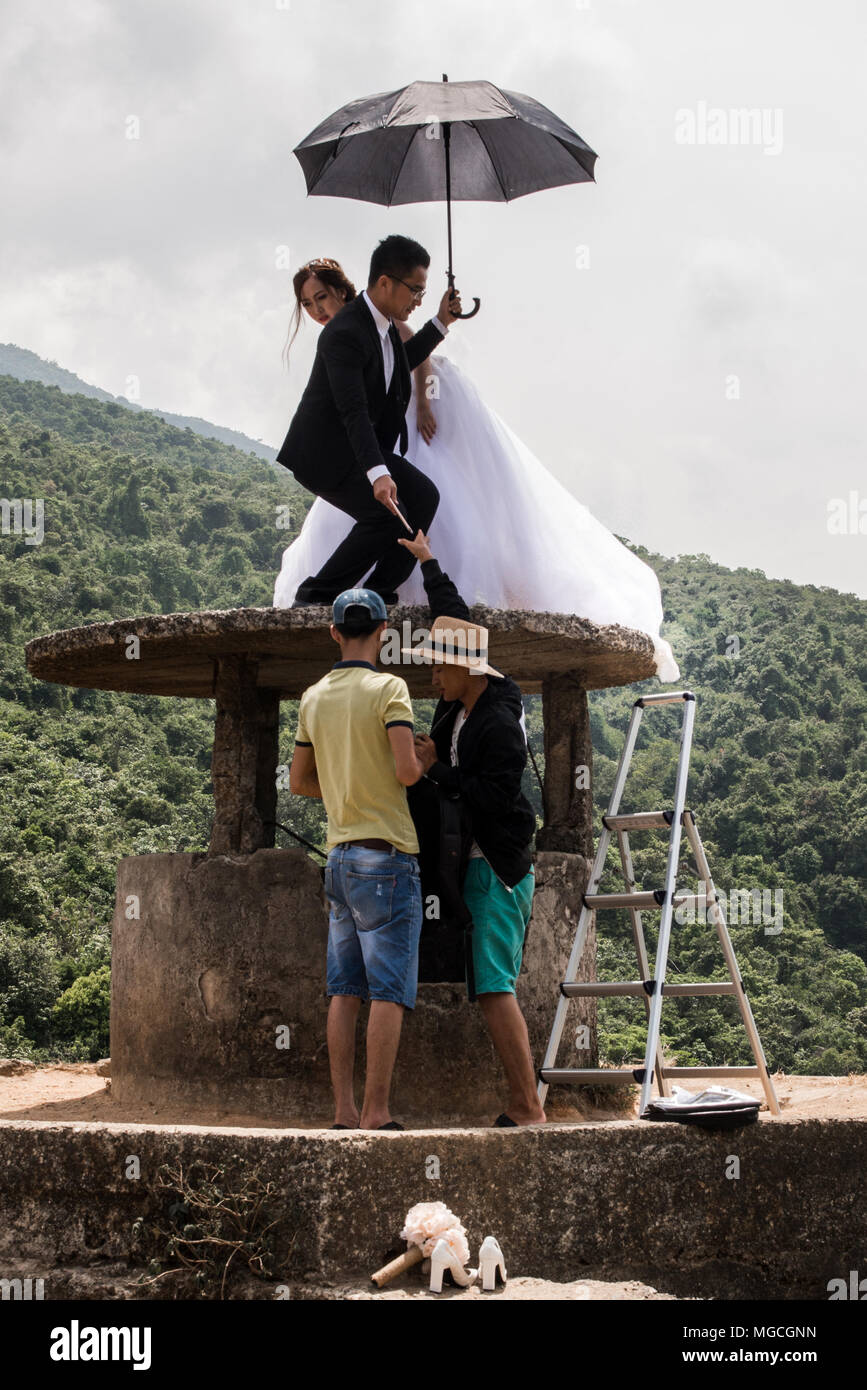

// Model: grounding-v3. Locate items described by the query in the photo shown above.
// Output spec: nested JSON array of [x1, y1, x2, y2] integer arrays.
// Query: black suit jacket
[[276, 294, 445, 492]]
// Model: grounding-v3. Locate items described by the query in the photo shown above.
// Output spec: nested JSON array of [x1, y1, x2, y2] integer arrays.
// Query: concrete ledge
[[24, 603, 657, 699], [1, 1117, 863, 1299]]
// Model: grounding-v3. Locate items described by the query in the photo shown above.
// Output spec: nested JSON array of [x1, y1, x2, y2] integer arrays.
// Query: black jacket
[[275, 294, 445, 492], [416, 558, 536, 888]]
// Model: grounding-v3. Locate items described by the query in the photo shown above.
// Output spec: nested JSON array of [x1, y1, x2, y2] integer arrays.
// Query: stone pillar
[[533, 677, 599, 1080], [209, 656, 280, 854], [536, 671, 594, 856]]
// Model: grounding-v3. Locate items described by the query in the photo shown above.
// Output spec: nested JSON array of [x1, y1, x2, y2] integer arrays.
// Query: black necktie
[[388, 323, 408, 457], [387, 322, 402, 382]]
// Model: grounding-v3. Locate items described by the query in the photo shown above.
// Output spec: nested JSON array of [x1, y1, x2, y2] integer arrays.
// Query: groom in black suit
[[275, 235, 464, 605]]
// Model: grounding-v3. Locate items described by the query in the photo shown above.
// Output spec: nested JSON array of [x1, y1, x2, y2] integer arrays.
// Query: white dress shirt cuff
[[432, 316, 449, 336], [366, 463, 391, 485]]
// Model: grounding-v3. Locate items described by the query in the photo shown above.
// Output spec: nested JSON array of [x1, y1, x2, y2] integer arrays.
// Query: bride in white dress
[[274, 258, 680, 683]]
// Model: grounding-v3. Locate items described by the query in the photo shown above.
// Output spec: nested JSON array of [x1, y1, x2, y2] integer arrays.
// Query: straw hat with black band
[[401, 615, 502, 677]]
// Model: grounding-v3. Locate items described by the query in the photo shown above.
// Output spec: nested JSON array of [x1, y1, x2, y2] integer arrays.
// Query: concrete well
[[110, 847, 596, 1125]]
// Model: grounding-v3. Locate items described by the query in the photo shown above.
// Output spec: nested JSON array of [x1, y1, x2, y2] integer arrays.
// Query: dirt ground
[[1, 1063, 865, 1128]]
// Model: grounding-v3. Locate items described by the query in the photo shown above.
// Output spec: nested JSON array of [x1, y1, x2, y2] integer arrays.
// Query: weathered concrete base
[[110, 848, 596, 1125], [1, 1119, 863, 1299]]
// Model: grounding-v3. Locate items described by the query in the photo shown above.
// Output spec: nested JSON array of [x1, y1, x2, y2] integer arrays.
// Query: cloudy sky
[[2, 0, 865, 598]]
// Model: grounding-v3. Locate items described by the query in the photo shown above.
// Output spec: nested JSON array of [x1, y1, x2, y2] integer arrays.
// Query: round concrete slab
[[25, 604, 657, 699]]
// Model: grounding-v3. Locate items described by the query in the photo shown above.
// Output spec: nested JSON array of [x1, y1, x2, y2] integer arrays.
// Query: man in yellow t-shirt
[[290, 588, 424, 1131]]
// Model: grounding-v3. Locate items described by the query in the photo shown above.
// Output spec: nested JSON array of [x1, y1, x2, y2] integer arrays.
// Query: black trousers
[[294, 452, 440, 603]]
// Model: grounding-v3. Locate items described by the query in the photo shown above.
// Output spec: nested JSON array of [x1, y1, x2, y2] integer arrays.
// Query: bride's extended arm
[[396, 319, 437, 446]]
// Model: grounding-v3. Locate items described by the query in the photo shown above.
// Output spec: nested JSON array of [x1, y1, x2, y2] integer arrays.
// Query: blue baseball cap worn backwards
[[332, 588, 388, 624]]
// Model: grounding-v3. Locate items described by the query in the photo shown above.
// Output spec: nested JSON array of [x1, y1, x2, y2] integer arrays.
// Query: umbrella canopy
[[293, 77, 597, 206]]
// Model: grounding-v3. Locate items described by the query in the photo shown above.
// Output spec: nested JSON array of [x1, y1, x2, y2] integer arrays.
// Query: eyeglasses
[[388, 274, 426, 301]]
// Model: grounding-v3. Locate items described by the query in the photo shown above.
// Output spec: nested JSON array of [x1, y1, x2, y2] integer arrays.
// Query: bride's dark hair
[[283, 257, 357, 364]]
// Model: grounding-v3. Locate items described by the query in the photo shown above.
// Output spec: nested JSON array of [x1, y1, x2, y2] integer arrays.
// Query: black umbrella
[[293, 74, 597, 319]]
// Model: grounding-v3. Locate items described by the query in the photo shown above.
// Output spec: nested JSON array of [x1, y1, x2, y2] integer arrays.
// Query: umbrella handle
[[454, 296, 481, 319], [446, 285, 481, 320]]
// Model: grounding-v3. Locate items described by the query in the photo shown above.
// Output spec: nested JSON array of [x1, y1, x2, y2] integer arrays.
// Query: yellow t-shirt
[[295, 661, 419, 854]]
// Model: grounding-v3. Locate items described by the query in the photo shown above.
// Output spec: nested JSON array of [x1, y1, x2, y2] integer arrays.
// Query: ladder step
[[561, 980, 738, 998], [583, 891, 710, 910], [603, 811, 674, 831], [584, 890, 666, 910], [539, 1068, 650, 1086], [635, 691, 695, 707], [541, 1065, 761, 1087], [562, 980, 650, 997]]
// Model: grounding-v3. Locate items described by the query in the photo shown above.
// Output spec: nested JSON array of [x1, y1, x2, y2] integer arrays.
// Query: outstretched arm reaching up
[[397, 531, 471, 621]]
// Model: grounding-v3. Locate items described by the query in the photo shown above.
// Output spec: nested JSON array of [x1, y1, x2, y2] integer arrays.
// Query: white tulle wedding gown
[[272, 349, 680, 683]]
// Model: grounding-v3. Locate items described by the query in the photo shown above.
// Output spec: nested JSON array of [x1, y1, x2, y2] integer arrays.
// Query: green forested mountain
[[0, 343, 279, 465], [0, 373, 864, 1073]]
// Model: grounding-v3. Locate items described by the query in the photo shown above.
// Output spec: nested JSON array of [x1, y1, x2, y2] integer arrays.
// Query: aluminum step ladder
[[538, 690, 781, 1118]]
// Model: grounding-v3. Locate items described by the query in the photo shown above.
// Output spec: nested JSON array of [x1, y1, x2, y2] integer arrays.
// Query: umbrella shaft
[[443, 121, 454, 283]]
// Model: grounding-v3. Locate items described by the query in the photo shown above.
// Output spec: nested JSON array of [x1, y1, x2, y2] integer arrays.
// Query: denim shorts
[[324, 844, 423, 1009]]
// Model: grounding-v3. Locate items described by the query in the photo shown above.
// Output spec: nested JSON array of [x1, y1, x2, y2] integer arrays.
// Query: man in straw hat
[[397, 532, 546, 1127]]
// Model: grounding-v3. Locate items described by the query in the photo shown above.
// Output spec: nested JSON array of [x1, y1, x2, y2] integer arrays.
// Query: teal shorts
[[461, 857, 535, 997]]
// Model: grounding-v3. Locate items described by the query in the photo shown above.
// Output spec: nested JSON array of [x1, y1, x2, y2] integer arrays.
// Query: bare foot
[[334, 1110, 360, 1128], [360, 1110, 393, 1129], [501, 1105, 547, 1126]]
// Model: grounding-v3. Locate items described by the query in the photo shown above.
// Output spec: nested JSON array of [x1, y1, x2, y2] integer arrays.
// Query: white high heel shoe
[[478, 1235, 507, 1291], [429, 1239, 479, 1293]]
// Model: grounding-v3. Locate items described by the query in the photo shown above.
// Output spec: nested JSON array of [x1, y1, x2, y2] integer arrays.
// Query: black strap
[[438, 794, 476, 1001], [526, 737, 544, 800], [264, 819, 327, 862]]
